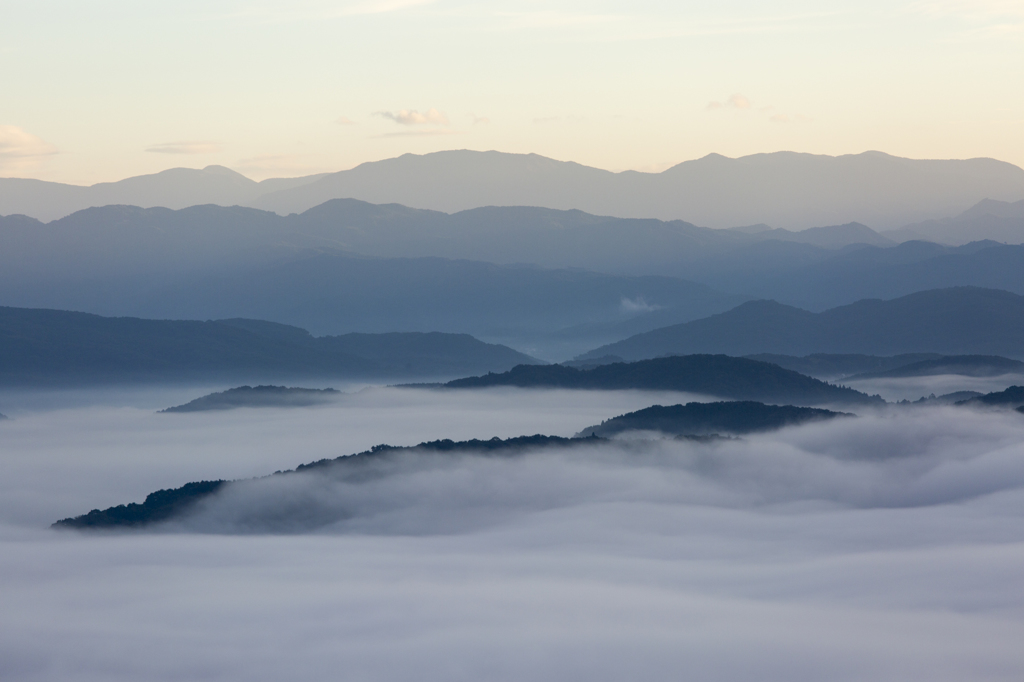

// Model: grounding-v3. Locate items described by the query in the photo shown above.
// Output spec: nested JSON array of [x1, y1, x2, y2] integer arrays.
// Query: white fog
[[2, 383, 1024, 681]]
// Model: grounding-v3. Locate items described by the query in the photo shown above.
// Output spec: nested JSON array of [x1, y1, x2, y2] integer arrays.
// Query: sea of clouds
[[2, 383, 1024, 681]]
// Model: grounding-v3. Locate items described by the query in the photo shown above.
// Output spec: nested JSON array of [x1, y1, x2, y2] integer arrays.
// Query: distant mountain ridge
[[580, 288, 1024, 361], [444, 355, 881, 406], [5, 150, 1023, 229], [52, 434, 601, 530], [845, 355, 1024, 380], [0, 165, 327, 223], [576, 401, 848, 438], [886, 199, 1024, 245], [161, 386, 341, 413], [0, 306, 540, 385]]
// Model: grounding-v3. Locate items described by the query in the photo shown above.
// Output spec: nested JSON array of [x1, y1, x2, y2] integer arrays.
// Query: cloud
[[909, 0, 1024, 36], [707, 93, 754, 110], [0, 125, 58, 169], [6, 387, 1024, 679], [224, 0, 436, 23], [726, 93, 752, 109], [371, 130, 464, 138], [375, 108, 449, 126], [707, 95, 809, 123], [470, 115, 490, 125], [335, 116, 356, 125], [619, 297, 661, 314], [145, 141, 221, 155]]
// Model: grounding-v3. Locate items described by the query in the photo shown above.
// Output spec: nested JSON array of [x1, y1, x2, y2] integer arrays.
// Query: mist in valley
[[4, 384, 1024, 681]]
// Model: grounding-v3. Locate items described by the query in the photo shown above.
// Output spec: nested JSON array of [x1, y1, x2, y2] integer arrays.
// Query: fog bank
[[2, 386, 1024, 681]]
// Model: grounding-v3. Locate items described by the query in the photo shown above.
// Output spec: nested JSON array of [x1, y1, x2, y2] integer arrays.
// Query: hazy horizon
[[3, 1, 1022, 185]]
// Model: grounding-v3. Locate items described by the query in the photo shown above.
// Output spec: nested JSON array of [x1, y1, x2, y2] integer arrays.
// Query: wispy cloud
[[706, 93, 753, 110], [493, 9, 623, 31], [0, 125, 58, 160], [374, 107, 446, 125], [909, 0, 1024, 36], [221, 0, 436, 23], [145, 141, 221, 155], [707, 94, 809, 124], [371, 129, 464, 138], [336, 116, 357, 125], [375, 108, 449, 126]]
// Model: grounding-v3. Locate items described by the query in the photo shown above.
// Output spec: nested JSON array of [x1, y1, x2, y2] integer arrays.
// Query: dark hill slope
[[847, 355, 1024, 380], [0, 307, 539, 385], [161, 386, 341, 413], [444, 356, 881, 406], [53, 435, 595, 530], [576, 401, 848, 438], [686, 240, 1024, 312], [581, 288, 1024, 361], [958, 386, 1024, 409], [745, 353, 943, 379]]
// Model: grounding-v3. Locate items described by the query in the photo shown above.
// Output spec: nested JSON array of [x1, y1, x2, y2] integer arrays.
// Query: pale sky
[[2, 0, 1023, 184]]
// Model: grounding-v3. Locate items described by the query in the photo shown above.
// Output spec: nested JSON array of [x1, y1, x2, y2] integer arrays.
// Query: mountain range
[[575, 401, 847, 438], [580, 287, 1024, 361], [5, 150, 1023, 229], [7, 199, 1024, 357], [888, 199, 1024, 245], [0, 307, 539, 385], [444, 355, 881, 406]]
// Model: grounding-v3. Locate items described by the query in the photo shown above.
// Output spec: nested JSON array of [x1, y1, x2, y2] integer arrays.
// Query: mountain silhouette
[[0, 307, 540, 385], [4, 151, 1023, 228], [580, 288, 1024, 361], [575, 401, 848, 438], [444, 355, 881, 406]]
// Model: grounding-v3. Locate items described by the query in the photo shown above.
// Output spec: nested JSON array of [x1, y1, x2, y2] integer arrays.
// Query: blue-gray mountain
[[575, 402, 849, 438], [579, 288, 1024, 361], [844, 356, 1024, 381], [160, 386, 341, 413], [0, 307, 540, 385], [52, 435, 599, 531], [5, 151, 1023, 228], [745, 354, 1024, 381], [956, 386, 1024, 409], [443, 355, 881, 407], [888, 199, 1024, 245], [7, 199, 1024, 357]]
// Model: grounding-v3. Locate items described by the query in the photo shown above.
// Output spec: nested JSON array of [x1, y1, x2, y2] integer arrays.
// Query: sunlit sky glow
[[2, 0, 1023, 184]]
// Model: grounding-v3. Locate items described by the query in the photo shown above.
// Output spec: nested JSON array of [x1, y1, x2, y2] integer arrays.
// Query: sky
[[1, 0, 1023, 184]]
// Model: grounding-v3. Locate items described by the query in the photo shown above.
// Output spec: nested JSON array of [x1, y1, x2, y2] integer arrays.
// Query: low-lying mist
[[3, 385, 1024, 681], [847, 372, 1024, 402]]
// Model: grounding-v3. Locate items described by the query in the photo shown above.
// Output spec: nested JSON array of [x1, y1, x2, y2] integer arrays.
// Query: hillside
[[52, 435, 596, 530], [0, 166, 326, 222], [161, 386, 341, 413], [0, 307, 539, 385], [575, 401, 847, 438], [444, 356, 881, 406], [887, 199, 1024, 245], [847, 355, 1024, 380], [684, 239, 1024, 311], [249, 150, 1024, 229], [745, 354, 943, 379], [5, 151, 1023, 229], [957, 386, 1024, 409], [581, 288, 1024, 361]]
